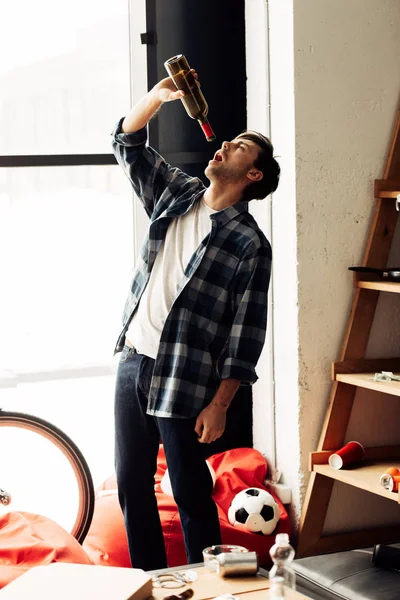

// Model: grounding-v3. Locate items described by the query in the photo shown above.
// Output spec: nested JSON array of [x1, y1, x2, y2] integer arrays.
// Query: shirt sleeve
[[111, 118, 201, 218], [220, 247, 271, 385]]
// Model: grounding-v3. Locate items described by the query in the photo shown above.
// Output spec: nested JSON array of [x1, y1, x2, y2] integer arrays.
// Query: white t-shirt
[[126, 196, 217, 358]]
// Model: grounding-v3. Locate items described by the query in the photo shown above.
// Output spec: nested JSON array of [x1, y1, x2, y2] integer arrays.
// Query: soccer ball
[[228, 487, 280, 535]]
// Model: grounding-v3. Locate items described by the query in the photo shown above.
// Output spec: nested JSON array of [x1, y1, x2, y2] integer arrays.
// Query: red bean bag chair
[[83, 447, 291, 569], [0, 511, 93, 589]]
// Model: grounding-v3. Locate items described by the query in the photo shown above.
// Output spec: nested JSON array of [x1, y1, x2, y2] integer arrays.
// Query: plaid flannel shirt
[[112, 118, 272, 418]]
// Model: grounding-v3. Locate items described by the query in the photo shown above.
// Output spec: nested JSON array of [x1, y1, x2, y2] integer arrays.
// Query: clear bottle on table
[[269, 575, 285, 599], [269, 533, 296, 592]]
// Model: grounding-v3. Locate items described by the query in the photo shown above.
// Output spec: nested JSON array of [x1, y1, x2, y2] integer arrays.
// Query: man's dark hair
[[237, 130, 281, 201]]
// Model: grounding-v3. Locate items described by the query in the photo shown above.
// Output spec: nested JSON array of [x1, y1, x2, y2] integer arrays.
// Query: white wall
[[245, 0, 277, 473], [253, 0, 400, 525], [255, 0, 302, 521]]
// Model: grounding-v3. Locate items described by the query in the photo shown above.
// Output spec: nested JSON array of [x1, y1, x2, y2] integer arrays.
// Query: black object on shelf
[[349, 266, 400, 282]]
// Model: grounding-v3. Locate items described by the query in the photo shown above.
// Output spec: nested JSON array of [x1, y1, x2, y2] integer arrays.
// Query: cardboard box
[[0, 563, 152, 600]]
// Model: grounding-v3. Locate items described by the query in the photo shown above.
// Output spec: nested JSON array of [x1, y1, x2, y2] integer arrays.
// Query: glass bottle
[[269, 533, 296, 591], [164, 54, 216, 142]]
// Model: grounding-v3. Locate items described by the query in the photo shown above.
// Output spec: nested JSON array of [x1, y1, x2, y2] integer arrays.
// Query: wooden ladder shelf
[[297, 111, 400, 557]]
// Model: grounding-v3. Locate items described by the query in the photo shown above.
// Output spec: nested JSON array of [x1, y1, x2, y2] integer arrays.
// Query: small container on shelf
[[328, 441, 365, 470], [379, 467, 400, 492]]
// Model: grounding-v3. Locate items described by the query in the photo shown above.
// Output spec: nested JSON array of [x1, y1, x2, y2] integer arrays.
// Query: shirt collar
[[160, 190, 248, 226], [209, 200, 248, 227]]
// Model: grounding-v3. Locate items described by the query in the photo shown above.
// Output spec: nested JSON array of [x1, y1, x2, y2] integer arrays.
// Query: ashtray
[[202, 544, 248, 572]]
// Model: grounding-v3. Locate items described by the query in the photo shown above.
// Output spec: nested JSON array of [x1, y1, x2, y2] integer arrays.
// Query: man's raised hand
[[155, 70, 199, 103]]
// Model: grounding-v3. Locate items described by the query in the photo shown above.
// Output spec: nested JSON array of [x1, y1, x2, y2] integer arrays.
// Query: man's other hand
[[195, 403, 226, 444]]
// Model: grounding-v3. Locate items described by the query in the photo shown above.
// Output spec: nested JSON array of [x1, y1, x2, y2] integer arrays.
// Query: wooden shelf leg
[[319, 382, 358, 451], [297, 472, 334, 557], [297, 383, 357, 556]]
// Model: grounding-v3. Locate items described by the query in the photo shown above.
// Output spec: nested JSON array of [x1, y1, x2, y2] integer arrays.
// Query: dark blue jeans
[[114, 346, 222, 571]]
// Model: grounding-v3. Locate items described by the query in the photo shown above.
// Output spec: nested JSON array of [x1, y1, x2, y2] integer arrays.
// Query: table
[[149, 563, 312, 600]]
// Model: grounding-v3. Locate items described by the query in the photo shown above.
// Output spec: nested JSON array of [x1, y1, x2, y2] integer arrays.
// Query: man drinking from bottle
[[112, 71, 280, 570]]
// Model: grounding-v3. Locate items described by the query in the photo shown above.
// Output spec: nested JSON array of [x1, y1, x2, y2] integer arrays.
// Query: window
[[0, 0, 131, 155], [0, 0, 138, 489]]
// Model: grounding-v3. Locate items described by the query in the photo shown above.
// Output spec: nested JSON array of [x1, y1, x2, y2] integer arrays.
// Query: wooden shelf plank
[[357, 280, 400, 293], [376, 191, 400, 198], [313, 462, 400, 502], [310, 445, 400, 469], [336, 372, 400, 396], [333, 357, 400, 377], [375, 179, 400, 198]]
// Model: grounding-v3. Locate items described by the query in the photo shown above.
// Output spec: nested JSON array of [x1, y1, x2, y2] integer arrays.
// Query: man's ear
[[247, 169, 263, 183]]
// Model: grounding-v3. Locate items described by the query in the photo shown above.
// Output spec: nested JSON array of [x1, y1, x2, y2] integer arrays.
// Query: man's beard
[[205, 163, 248, 183]]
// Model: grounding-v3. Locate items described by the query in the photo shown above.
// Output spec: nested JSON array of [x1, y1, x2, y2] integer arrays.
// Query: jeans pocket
[[119, 346, 135, 363], [138, 356, 155, 396]]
